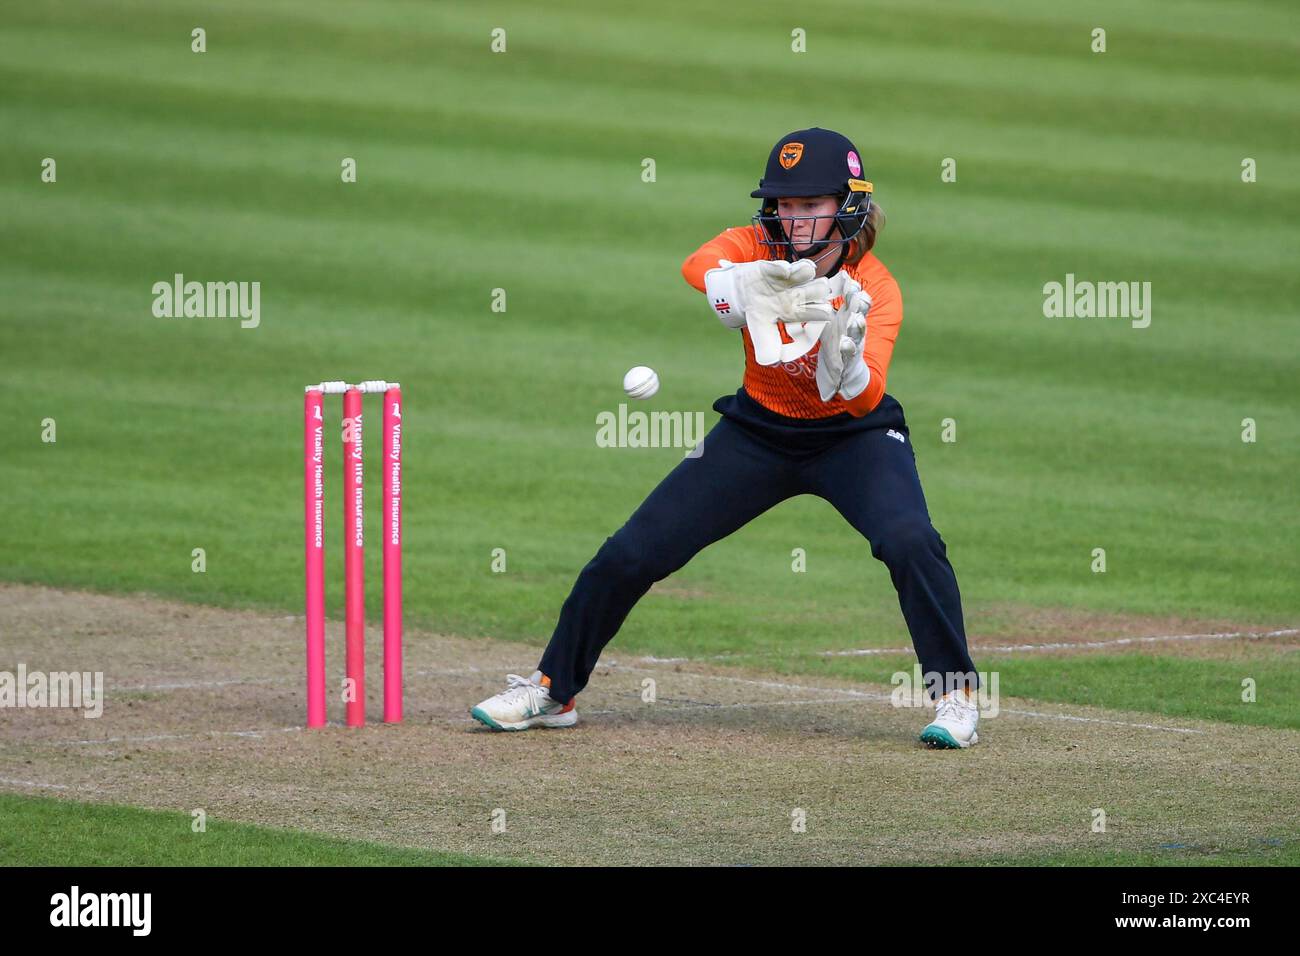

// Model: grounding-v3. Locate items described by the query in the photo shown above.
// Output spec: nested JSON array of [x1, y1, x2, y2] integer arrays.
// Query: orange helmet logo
[[779, 142, 804, 169]]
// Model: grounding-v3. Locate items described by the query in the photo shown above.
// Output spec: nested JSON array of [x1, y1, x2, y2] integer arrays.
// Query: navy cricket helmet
[[750, 127, 874, 270]]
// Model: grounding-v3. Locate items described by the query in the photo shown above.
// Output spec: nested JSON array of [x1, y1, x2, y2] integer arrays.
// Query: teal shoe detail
[[470, 705, 512, 731], [920, 724, 963, 749]]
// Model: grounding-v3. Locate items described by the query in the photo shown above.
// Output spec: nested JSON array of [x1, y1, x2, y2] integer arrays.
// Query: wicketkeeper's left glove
[[815, 279, 872, 402]]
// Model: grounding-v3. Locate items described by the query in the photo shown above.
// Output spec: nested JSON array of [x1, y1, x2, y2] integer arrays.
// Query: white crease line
[[585, 697, 862, 715], [0, 777, 73, 790], [118, 677, 289, 691], [56, 727, 303, 746], [100, 625, 1300, 695], [968, 628, 1299, 653], [409, 666, 511, 678], [606, 662, 887, 700], [115, 666, 499, 694], [645, 627, 1300, 662], [999, 708, 1204, 734], [16, 657, 1217, 745], [605, 662, 1204, 734], [589, 697, 1203, 735]]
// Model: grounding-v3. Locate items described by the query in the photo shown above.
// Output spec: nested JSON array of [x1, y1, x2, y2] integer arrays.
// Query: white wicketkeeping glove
[[815, 277, 872, 402], [704, 259, 834, 365]]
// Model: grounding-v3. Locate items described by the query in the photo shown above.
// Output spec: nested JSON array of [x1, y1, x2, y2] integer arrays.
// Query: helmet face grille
[[751, 188, 872, 262]]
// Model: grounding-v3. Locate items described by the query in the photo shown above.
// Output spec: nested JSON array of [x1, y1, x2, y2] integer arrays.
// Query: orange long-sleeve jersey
[[682, 226, 902, 418]]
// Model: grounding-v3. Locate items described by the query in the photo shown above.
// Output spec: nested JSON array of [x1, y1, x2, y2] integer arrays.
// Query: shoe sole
[[469, 706, 578, 732], [919, 726, 978, 749]]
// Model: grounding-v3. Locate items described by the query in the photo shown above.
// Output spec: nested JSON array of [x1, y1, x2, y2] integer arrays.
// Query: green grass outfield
[[2, 0, 1296, 736], [0, 794, 508, 866], [4, 795, 1294, 867]]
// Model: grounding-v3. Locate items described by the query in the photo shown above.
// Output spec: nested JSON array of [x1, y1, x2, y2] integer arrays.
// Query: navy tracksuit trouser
[[538, 388, 976, 703]]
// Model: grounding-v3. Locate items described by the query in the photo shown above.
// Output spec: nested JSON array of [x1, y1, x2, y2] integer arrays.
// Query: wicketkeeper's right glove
[[704, 258, 834, 365]]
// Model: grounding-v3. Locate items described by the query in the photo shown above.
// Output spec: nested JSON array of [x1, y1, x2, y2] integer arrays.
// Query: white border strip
[[57, 727, 303, 746], [3, 656, 1220, 748], [0, 777, 74, 790], [604, 662, 1205, 734], [644, 627, 1300, 662]]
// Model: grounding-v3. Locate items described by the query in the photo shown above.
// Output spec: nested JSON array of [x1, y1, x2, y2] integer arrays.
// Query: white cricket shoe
[[470, 671, 578, 731], [919, 690, 979, 749]]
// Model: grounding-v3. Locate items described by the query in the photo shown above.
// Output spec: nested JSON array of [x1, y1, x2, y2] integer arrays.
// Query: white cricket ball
[[623, 366, 659, 400]]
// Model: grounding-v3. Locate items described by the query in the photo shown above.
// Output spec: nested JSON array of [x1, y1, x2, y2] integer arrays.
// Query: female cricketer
[[472, 127, 981, 748]]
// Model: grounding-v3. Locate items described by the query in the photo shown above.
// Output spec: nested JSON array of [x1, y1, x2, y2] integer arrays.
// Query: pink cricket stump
[[303, 390, 326, 728], [382, 387, 403, 723], [343, 387, 365, 727]]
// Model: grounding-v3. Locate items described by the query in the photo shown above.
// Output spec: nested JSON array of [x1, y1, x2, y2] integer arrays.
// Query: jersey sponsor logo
[[781, 352, 818, 380], [886, 429, 906, 443], [779, 142, 804, 169]]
